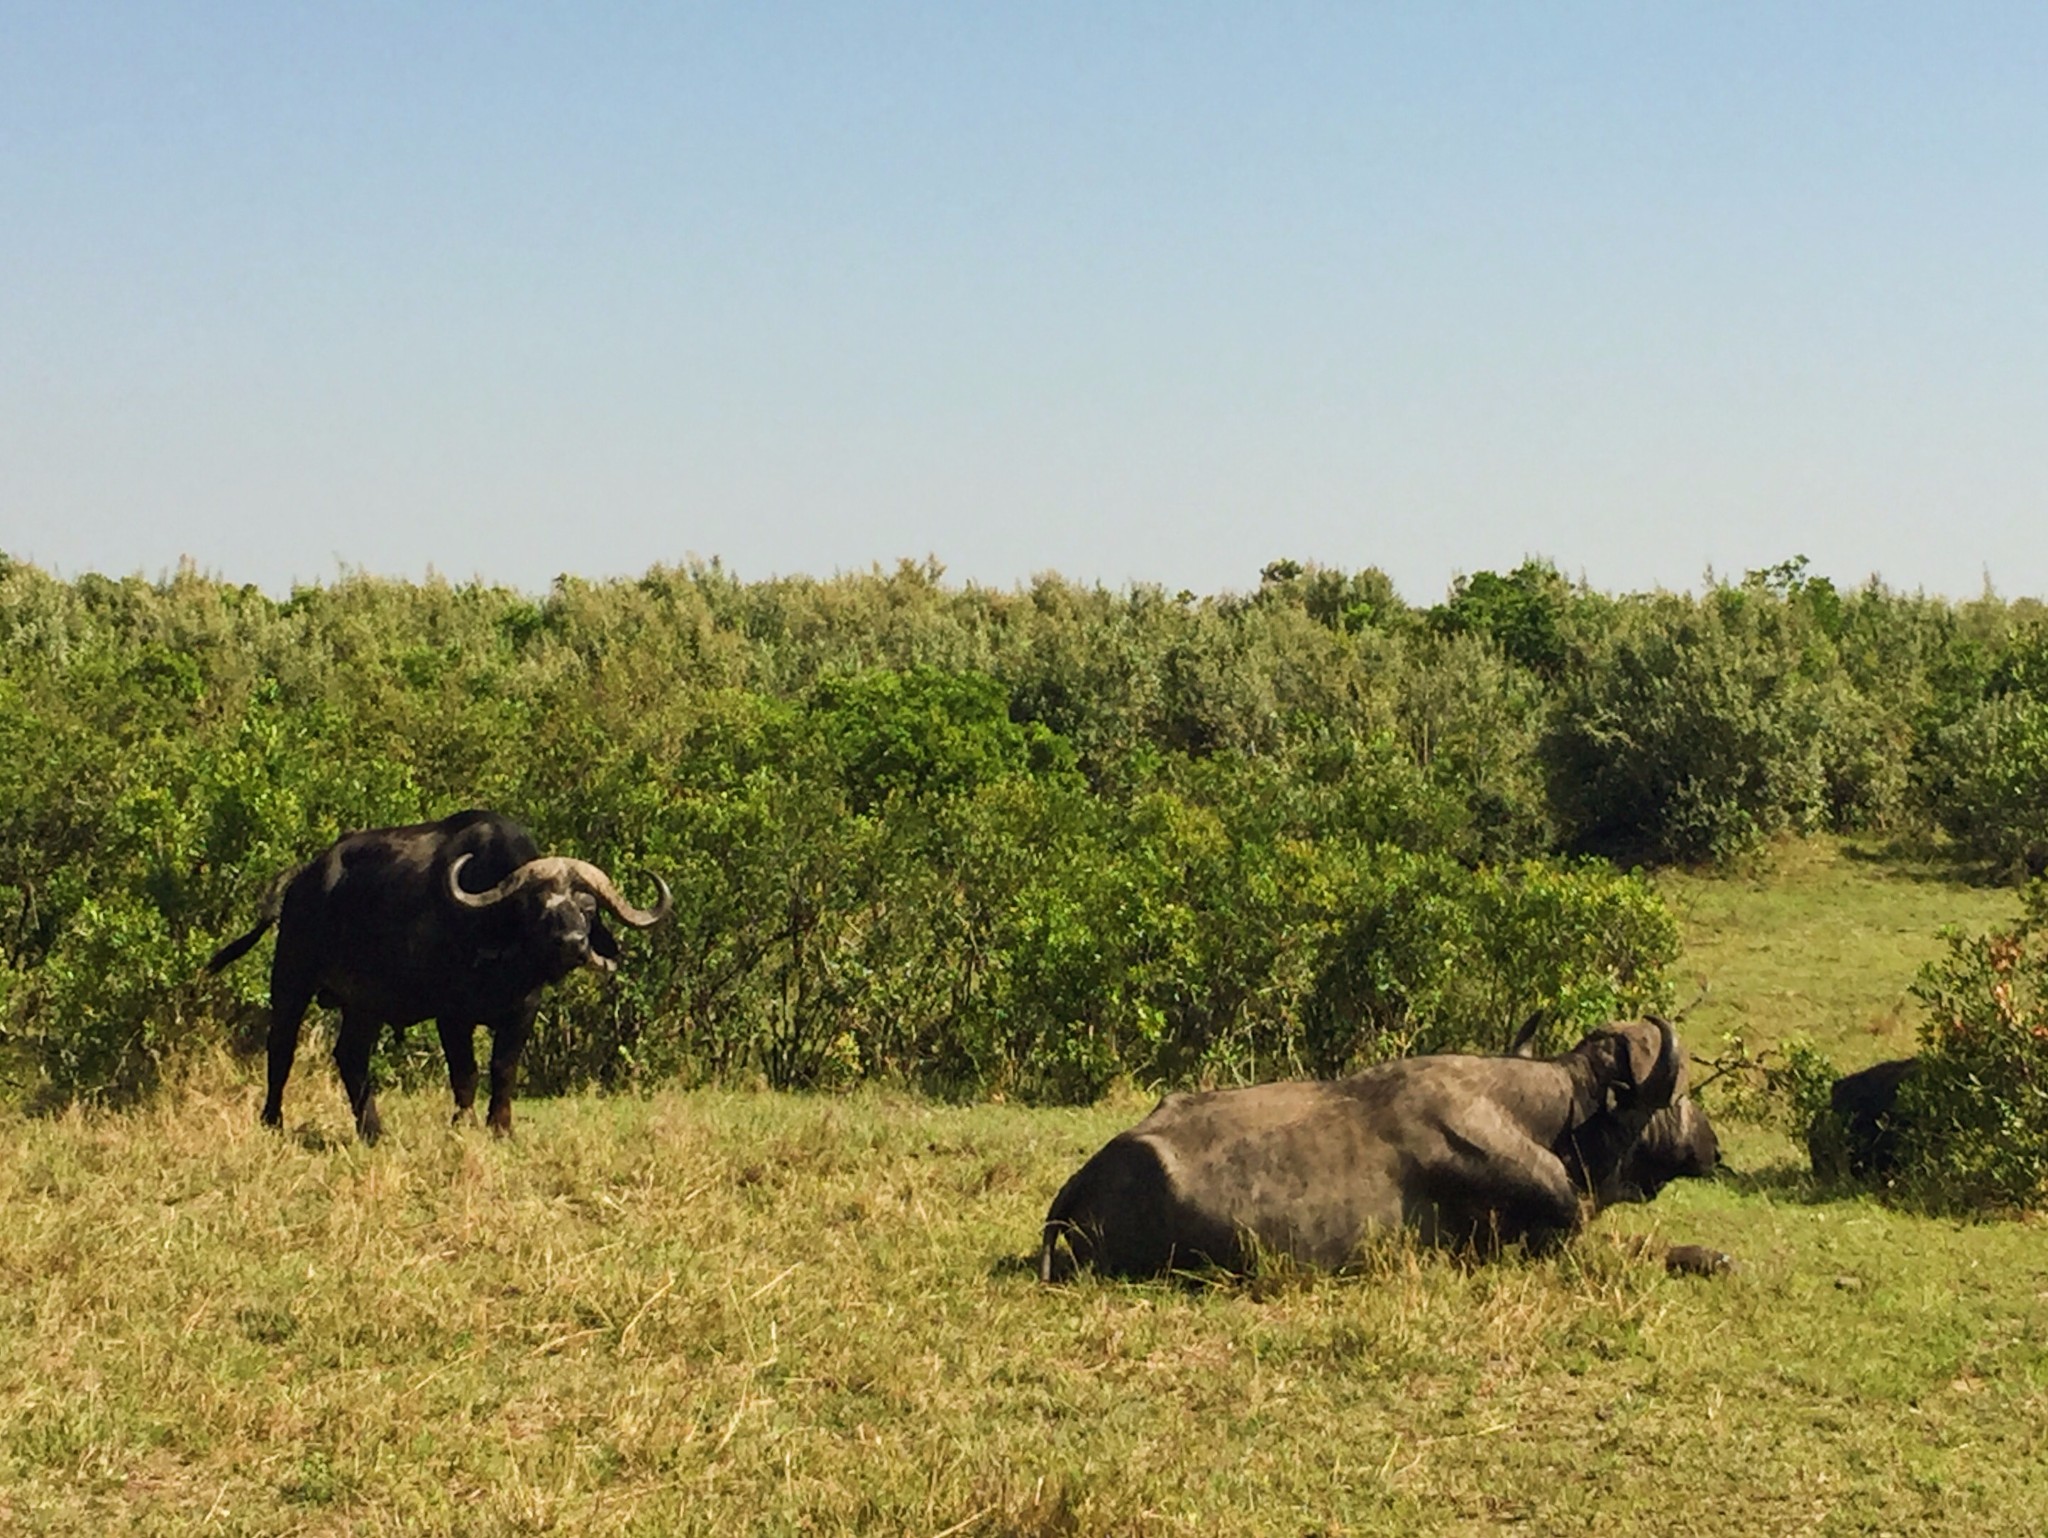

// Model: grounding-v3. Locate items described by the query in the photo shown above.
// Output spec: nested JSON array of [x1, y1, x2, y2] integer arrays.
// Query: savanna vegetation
[[6, 550, 2048, 1531], [8, 549, 2048, 1113]]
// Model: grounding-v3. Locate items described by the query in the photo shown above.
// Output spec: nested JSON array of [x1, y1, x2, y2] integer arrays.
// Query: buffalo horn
[[1632, 1014, 1684, 1111], [446, 854, 670, 927], [1507, 1009, 1548, 1058], [448, 852, 534, 908], [557, 858, 672, 928], [446, 854, 588, 910]]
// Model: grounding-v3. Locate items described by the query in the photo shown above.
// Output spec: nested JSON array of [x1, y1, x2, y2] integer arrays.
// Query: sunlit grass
[[1656, 835, 2020, 1066], [3, 1067, 2046, 1534]]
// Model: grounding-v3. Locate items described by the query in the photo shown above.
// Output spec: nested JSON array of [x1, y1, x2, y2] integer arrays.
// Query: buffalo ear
[[1619, 1021, 1661, 1087], [590, 915, 621, 962], [1613, 1017, 1683, 1109]]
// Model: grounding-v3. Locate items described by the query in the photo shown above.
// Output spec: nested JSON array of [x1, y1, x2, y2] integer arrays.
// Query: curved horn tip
[[447, 851, 513, 908], [1637, 1015, 1684, 1106], [642, 872, 673, 925], [615, 871, 671, 928]]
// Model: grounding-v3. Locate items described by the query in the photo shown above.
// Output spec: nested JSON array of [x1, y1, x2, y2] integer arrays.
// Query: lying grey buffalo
[[1040, 1017, 1717, 1279]]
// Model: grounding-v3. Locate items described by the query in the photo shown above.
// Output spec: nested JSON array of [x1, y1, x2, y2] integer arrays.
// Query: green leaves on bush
[[1893, 893, 2048, 1210], [1302, 853, 1675, 1072], [1918, 629, 2048, 870], [1545, 602, 1810, 862], [6, 551, 2048, 1110]]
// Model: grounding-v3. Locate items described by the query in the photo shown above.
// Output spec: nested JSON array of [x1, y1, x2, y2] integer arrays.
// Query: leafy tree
[[1428, 560, 1586, 679]]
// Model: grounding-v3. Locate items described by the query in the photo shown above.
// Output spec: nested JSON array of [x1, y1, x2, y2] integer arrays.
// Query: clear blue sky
[[4, 4, 2044, 603]]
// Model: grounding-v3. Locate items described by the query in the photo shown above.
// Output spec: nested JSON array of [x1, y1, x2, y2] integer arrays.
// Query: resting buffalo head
[[1603, 1096, 1719, 1203], [1547, 1017, 1718, 1205], [447, 853, 672, 980]]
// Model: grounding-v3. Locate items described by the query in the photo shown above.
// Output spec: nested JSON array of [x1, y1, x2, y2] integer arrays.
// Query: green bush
[[1908, 626, 2048, 868], [1891, 894, 2048, 1210], [1543, 590, 1835, 862], [1919, 694, 2048, 871], [1301, 851, 1676, 1073], [1426, 560, 1589, 679], [12, 550, 2048, 1112]]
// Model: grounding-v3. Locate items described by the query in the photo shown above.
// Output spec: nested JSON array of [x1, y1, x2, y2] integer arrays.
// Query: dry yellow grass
[[3, 1047, 2046, 1536]]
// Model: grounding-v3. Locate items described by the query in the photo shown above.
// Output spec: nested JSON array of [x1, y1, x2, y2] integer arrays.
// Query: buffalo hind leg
[[484, 1012, 534, 1136], [261, 978, 315, 1130], [332, 1007, 386, 1145], [438, 1019, 480, 1126]]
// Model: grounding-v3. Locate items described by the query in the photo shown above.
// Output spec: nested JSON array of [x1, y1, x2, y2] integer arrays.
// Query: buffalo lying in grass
[[208, 809, 670, 1142], [1808, 1057, 1918, 1181], [1041, 1017, 1717, 1280]]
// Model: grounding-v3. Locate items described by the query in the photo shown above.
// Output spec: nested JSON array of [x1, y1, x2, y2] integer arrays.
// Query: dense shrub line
[[2, 550, 2044, 1108]]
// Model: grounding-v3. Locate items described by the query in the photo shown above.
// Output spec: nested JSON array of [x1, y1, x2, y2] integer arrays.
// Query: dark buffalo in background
[[1041, 1016, 1719, 1280], [207, 809, 670, 1142], [1809, 1057, 1918, 1180]]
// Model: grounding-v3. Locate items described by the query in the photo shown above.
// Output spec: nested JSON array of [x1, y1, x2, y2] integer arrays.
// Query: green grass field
[[2, 839, 2044, 1535], [1655, 837, 2021, 1068]]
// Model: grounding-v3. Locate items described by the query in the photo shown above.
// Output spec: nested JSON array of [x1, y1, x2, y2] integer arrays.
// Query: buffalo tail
[[205, 918, 273, 974], [206, 866, 298, 974]]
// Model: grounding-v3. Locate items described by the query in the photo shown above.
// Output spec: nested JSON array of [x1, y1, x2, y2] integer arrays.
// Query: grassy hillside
[[1658, 837, 2020, 1066], [2, 840, 2043, 1536]]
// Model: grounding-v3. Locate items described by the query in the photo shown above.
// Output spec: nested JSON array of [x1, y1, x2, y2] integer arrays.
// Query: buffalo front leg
[[332, 1008, 386, 1145], [1469, 1160, 1585, 1253], [484, 1013, 533, 1136], [437, 1019, 480, 1126], [1420, 1134, 1586, 1254]]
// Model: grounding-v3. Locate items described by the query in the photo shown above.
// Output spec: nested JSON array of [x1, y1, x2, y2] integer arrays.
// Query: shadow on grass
[[1008, 1227, 1563, 1296], [1720, 1157, 2037, 1225], [1716, 1159, 1889, 1208], [290, 1124, 354, 1153], [1837, 834, 2010, 887], [998, 1247, 1243, 1295], [988, 1252, 1041, 1282]]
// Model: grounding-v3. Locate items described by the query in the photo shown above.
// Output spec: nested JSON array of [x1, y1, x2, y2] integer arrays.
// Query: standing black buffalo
[[207, 809, 670, 1142], [1041, 1016, 1718, 1279]]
